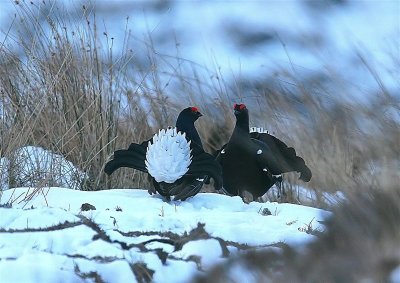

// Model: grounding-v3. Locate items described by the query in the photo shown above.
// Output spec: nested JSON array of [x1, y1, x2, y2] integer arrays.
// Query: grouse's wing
[[250, 131, 290, 153], [187, 144, 223, 190], [104, 140, 150, 175], [251, 132, 312, 182], [213, 143, 227, 163]]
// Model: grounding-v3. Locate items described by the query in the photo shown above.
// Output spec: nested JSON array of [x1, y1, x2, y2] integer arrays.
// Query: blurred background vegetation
[[0, 1, 398, 208]]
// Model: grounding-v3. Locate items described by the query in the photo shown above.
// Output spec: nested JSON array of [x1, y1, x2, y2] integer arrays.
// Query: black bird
[[104, 107, 222, 201], [216, 103, 312, 202]]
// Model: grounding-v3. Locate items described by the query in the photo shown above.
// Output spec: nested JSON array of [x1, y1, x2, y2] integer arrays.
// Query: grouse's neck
[[176, 118, 203, 149], [230, 112, 250, 143]]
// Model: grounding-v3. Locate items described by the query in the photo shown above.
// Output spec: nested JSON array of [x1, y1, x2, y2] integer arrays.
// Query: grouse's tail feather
[[104, 141, 149, 175], [251, 132, 312, 182], [295, 157, 312, 182], [278, 147, 312, 182]]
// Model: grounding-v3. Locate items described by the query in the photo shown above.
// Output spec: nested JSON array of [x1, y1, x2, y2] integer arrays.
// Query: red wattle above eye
[[234, 103, 246, 110], [190, 107, 199, 113]]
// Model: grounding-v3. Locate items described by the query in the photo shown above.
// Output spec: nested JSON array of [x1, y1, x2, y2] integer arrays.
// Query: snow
[[391, 266, 400, 283], [172, 239, 224, 269], [0, 146, 86, 191], [0, 206, 79, 230], [0, 252, 137, 283], [0, 187, 330, 282], [264, 183, 346, 208]]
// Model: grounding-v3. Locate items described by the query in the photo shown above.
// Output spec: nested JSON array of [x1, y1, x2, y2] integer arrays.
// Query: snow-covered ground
[[0, 187, 330, 283]]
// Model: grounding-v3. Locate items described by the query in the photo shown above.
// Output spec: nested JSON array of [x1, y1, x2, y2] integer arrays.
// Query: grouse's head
[[178, 106, 203, 122], [233, 103, 248, 117]]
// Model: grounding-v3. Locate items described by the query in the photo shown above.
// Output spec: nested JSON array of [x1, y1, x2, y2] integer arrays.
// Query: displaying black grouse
[[216, 103, 312, 202], [104, 107, 222, 201]]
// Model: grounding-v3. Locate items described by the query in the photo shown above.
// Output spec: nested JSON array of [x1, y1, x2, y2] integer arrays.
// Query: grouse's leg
[[147, 176, 157, 195], [274, 175, 283, 199], [241, 190, 254, 204]]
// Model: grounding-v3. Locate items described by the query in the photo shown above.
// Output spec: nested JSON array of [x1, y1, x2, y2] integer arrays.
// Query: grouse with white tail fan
[[216, 103, 311, 202], [104, 107, 222, 201]]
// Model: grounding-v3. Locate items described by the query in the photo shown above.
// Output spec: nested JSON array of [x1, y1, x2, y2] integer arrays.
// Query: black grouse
[[216, 103, 312, 202], [104, 107, 222, 201]]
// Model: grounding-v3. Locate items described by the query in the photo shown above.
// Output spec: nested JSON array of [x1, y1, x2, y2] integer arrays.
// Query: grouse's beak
[[234, 109, 240, 115], [197, 112, 203, 118]]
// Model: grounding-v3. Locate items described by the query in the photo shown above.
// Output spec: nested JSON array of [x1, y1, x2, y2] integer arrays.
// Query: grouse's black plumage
[[176, 107, 204, 149], [216, 103, 311, 201], [104, 107, 222, 201]]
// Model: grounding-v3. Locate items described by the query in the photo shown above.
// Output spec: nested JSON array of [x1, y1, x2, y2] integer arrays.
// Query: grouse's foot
[[274, 175, 285, 198], [147, 187, 156, 195], [255, 196, 264, 203], [274, 175, 283, 183]]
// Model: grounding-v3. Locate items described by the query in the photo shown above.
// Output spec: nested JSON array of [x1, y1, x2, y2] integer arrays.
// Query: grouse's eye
[[190, 107, 199, 113], [234, 103, 246, 111]]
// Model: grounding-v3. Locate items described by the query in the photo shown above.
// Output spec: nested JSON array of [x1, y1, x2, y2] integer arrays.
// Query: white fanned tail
[[250, 127, 269, 134], [145, 127, 192, 183]]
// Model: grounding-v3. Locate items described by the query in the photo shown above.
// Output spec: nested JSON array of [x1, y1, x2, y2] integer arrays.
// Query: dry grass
[[0, 1, 398, 209], [0, 1, 163, 190]]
